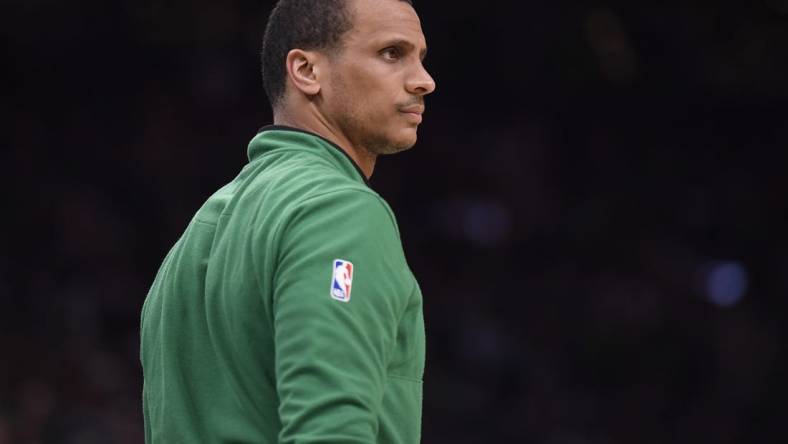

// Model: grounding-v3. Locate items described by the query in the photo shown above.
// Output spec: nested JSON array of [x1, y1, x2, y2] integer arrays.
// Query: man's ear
[[285, 49, 322, 97]]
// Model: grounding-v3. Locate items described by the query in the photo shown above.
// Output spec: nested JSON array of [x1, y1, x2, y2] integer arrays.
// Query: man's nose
[[406, 63, 436, 96]]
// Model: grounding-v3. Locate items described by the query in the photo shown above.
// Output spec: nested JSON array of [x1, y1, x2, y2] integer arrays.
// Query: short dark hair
[[260, 0, 413, 109]]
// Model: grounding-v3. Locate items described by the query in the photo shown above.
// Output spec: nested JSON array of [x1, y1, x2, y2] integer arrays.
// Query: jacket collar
[[248, 125, 371, 187]]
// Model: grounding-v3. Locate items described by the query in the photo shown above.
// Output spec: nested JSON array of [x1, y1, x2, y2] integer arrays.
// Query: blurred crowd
[[3, 1, 788, 443]]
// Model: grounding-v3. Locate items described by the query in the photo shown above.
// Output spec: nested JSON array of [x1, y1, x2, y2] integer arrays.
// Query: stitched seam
[[388, 374, 423, 383], [193, 218, 217, 227]]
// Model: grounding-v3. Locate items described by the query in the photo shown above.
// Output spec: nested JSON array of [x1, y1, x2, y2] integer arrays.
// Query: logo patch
[[331, 259, 354, 302]]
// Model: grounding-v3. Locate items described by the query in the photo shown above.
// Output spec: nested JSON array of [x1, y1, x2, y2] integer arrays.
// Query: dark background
[[3, 0, 788, 443]]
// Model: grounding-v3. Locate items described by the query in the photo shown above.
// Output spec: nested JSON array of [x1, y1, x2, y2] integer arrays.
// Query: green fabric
[[140, 127, 425, 443]]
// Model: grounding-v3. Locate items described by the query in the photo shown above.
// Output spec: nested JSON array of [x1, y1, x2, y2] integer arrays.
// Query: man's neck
[[273, 112, 376, 179]]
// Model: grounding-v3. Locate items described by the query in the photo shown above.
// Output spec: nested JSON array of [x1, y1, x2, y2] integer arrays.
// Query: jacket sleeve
[[272, 188, 412, 443]]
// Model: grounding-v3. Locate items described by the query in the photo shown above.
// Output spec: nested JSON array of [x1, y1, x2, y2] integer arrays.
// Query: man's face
[[320, 0, 436, 156]]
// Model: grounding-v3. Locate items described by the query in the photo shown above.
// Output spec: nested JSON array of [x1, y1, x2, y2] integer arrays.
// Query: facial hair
[[329, 70, 416, 157]]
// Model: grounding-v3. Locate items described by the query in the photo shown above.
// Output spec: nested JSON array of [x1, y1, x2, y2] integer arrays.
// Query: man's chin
[[397, 127, 420, 149], [389, 136, 418, 155], [370, 131, 417, 155]]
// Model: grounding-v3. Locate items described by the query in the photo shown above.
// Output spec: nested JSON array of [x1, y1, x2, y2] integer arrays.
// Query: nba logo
[[331, 259, 354, 302]]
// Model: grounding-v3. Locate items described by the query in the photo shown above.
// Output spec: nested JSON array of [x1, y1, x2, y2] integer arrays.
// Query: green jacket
[[140, 126, 425, 443]]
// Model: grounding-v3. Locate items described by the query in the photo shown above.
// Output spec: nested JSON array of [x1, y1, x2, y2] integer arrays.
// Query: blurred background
[[3, 0, 788, 443]]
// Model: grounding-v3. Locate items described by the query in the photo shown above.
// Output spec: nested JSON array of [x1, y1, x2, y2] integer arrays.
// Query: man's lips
[[399, 104, 425, 115], [399, 105, 425, 124]]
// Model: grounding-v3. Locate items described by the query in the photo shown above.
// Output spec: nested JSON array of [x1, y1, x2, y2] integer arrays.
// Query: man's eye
[[381, 47, 401, 61]]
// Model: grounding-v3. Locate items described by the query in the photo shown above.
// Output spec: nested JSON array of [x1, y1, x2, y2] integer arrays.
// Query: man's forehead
[[346, 0, 426, 46]]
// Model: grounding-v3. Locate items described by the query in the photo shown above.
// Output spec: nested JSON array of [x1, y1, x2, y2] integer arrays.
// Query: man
[[140, 0, 435, 442]]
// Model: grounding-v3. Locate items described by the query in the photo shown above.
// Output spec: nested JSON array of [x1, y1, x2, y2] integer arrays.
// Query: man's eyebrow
[[382, 38, 428, 60]]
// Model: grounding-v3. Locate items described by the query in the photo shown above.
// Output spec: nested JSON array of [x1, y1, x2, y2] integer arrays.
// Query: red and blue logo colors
[[331, 259, 354, 302]]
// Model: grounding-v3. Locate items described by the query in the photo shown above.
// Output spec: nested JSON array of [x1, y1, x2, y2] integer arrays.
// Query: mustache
[[398, 98, 425, 109]]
